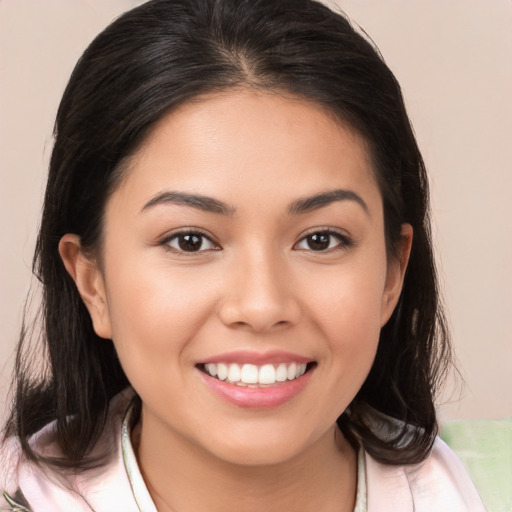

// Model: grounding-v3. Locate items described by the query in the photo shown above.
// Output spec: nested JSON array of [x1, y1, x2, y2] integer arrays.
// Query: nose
[[218, 250, 301, 333]]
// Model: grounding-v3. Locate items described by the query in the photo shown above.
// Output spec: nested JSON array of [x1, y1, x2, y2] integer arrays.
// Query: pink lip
[[197, 365, 314, 409], [199, 350, 312, 365]]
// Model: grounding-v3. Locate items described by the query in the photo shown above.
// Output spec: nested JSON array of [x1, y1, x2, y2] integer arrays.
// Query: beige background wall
[[1, 0, 511, 422]]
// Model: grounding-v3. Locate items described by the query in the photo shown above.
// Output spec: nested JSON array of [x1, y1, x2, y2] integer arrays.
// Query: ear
[[381, 223, 413, 326], [59, 234, 112, 339]]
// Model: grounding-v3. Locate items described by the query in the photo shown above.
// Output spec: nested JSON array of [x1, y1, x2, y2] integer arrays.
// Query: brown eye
[[295, 230, 350, 252], [166, 232, 217, 253], [306, 233, 331, 251]]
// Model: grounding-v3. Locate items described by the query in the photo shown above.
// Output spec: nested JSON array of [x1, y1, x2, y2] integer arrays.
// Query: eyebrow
[[288, 189, 369, 215], [141, 188, 369, 216], [141, 191, 235, 215]]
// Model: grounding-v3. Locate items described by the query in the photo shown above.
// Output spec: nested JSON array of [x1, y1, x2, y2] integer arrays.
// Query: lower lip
[[198, 368, 314, 409]]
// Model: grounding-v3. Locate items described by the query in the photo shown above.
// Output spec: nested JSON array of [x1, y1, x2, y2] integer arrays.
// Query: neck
[[135, 414, 357, 512]]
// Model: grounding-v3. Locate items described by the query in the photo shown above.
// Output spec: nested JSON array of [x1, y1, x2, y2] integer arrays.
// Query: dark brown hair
[[6, 0, 451, 468]]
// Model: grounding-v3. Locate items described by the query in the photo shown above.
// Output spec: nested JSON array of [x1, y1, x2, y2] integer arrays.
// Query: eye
[[295, 230, 350, 252], [164, 231, 218, 253]]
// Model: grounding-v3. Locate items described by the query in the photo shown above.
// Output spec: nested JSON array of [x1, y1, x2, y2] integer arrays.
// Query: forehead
[[111, 89, 381, 216]]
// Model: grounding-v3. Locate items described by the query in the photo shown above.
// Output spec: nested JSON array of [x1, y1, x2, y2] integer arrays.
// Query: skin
[[60, 90, 412, 512]]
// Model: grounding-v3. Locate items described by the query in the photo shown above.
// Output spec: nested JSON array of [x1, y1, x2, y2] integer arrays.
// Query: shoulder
[[0, 389, 137, 512], [0, 434, 24, 506], [365, 437, 486, 512]]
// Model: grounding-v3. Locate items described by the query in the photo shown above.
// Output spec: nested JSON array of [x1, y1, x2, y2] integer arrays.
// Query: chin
[[202, 423, 324, 468], [216, 443, 303, 467]]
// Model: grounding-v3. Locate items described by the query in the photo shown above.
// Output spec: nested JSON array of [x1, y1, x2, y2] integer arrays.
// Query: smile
[[200, 362, 309, 387], [197, 351, 316, 408]]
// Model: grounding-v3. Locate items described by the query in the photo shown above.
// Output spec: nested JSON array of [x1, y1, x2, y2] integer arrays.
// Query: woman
[[1, 0, 485, 510]]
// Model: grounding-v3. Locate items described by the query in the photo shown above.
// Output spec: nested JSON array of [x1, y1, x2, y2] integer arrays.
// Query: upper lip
[[198, 350, 313, 366]]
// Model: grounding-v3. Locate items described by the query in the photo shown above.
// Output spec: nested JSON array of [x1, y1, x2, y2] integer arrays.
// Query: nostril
[[217, 287, 301, 332]]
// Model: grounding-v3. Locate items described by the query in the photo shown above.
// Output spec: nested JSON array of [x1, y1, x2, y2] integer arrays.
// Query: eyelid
[[159, 227, 221, 253], [293, 227, 353, 251]]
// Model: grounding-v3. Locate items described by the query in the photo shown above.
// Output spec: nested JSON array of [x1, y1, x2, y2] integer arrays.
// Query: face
[[62, 90, 410, 467]]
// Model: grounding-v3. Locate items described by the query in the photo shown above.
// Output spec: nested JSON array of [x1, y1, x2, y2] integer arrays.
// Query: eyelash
[[294, 229, 353, 253], [160, 228, 353, 254], [160, 229, 220, 254]]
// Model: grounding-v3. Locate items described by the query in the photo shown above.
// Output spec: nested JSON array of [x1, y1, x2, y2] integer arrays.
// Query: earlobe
[[58, 234, 112, 339], [381, 223, 413, 326]]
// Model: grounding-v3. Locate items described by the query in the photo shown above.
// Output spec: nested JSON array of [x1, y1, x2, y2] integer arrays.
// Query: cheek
[[304, 261, 387, 340], [102, 255, 219, 370], [300, 258, 386, 389]]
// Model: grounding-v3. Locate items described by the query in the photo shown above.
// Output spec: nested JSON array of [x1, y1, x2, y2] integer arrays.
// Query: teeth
[[205, 363, 217, 377], [227, 363, 241, 382], [276, 363, 287, 382], [240, 364, 259, 384], [259, 364, 276, 384], [203, 362, 308, 385], [217, 363, 228, 381], [287, 363, 297, 380]]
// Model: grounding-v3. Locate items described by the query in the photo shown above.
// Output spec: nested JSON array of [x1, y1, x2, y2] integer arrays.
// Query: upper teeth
[[204, 362, 307, 386]]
